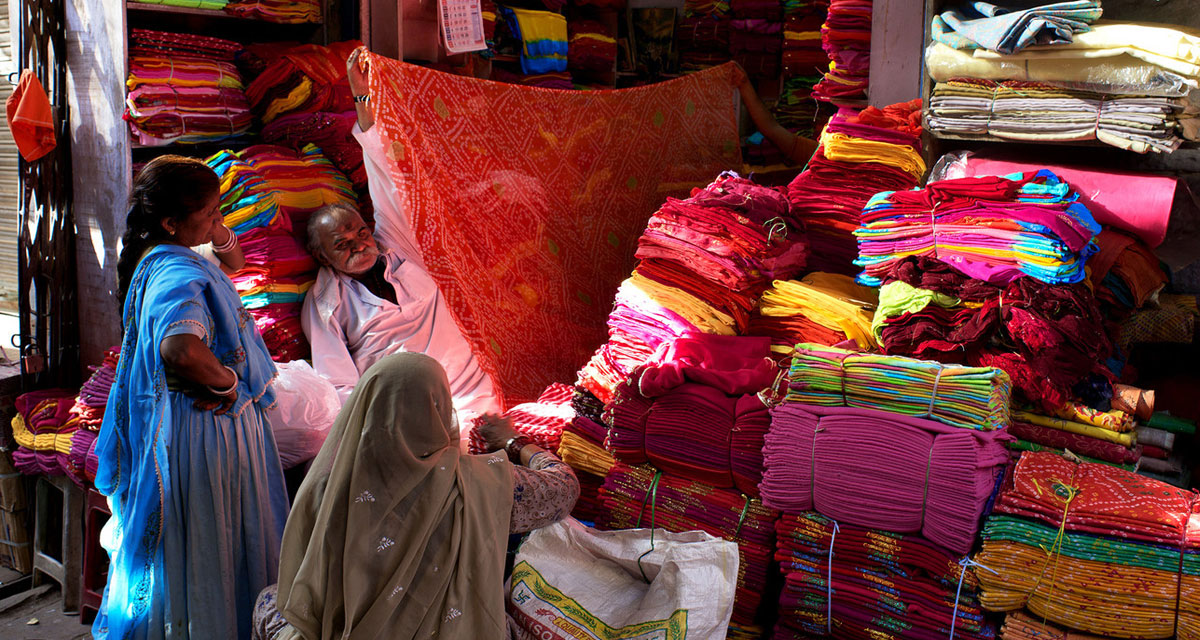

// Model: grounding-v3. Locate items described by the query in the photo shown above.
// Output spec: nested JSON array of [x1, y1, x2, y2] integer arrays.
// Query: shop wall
[[66, 0, 127, 366]]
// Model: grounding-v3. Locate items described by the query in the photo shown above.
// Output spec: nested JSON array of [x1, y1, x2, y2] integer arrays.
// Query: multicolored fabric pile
[[238, 143, 356, 228], [467, 383, 575, 454], [871, 255, 1113, 412], [785, 343, 1012, 430], [749, 272, 877, 353], [677, 15, 732, 72], [224, 0, 321, 23], [927, 79, 1194, 154], [1087, 228, 1167, 316], [597, 464, 779, 630], [773, 512, 995, 640], [244, 41, 361, 125], [125, 29, 251, 146], [10, 389, 97, 486], [604, 333, 776, 495], [785, 100, 924, 274], [261, 110, 366, 207], [577, 173, 807, 403], [855, 171, 1102, 287], [498, 7, 568, 75], [762, 402, 1011, 554], [930, 1, 1103, 54], [71, 347, 119, 432], [811, 0, 872, 102], [974, 451, 1200, 640], [556, 388, 614, 522]]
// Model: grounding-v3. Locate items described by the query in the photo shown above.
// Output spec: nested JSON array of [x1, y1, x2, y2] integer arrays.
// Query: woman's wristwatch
[[503, 435, 534, 463]]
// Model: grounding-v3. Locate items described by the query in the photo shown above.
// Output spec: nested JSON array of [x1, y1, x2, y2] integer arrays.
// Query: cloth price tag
[[438, 0, 487, 54]]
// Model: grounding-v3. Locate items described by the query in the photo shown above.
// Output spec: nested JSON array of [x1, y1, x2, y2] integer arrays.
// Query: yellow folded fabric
[[819, 130, 927, 180], [1012, 411, 1136, 447], [926, 41, 1200, 89], [263, 77, 313, 124], [625, 273, 737, 335], [10, 415, 75, 455], [758, 273, 878, 349], [557, 432, 614, 477], [1054, 402, 1134, 433]]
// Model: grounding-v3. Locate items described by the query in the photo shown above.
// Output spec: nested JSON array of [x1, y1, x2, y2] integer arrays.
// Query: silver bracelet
[[212, 226, 238, 253], [207, 365, 238, 396]]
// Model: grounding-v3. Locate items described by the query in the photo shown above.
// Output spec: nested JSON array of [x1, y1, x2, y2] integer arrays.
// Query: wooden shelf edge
[[928, 131, 1198, 152], [125, 2, 324, 26]]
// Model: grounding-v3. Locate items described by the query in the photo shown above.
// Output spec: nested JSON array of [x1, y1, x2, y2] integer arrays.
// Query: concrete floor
[[0, 575, 90, 640]]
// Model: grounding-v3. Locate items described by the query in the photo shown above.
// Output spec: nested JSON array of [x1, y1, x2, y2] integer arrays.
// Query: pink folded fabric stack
[[761, 402, 1011, 553], [605, 333, 777, 495], [811, 0, 872, 103], [10, 389, 87, 483], [577, 173, 807, 403]]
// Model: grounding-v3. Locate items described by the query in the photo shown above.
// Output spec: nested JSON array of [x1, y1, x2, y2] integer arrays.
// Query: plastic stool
[[32, 474, 84, 614], [80, 487, 110, 623]]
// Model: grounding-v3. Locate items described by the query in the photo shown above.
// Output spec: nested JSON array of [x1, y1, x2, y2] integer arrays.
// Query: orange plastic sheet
[[361, 52, 742, 405]]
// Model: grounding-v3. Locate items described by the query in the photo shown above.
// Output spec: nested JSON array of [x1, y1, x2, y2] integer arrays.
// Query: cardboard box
[[0, 506, 31, 573]]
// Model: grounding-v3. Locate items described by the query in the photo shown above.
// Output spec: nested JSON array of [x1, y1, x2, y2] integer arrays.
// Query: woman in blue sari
[[93, 155, 289, 640]]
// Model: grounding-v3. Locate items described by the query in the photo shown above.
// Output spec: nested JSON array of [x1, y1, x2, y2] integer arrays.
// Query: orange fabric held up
[[6, 70, 56, 162], [361, 51, 742, 405]]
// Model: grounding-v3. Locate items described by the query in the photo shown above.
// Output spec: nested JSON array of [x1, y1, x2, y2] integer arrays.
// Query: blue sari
[[93, 244, 289, 640]]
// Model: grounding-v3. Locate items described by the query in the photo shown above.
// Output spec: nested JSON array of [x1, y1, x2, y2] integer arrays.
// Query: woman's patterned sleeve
[[508, 451, 581, 534]]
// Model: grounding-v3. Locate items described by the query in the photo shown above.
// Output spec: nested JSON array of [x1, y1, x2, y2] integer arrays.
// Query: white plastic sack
[[267, 360, 341, 469], [508, 518, 739, 639]]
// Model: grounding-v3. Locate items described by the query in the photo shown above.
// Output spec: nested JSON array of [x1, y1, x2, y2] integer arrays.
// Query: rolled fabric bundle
[[787, 343, 1012, 431], [774, 511, 994, 640], [1135, 426, 1175, 451], [994, 451, 1194, 546], [1112, 384, 1155, 421], [598, 464, 779, 627], [1012, 411, 1135, 447], [762, 403, 1011, 553], [1007, 420, 1141, 465], [1054, 401, 1135, 433]]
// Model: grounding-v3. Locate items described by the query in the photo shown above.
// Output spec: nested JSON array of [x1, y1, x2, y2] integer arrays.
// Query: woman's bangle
[[212, 225, 238, 253], [353, 94, 370, 103], [207, 365, 238, 396]]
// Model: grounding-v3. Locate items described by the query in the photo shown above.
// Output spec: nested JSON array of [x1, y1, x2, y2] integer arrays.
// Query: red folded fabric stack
[[567, 19, 617, 75], [71, 347, 119, 431], [677, 15, 732, 72], [784, 100, 922, 274], [245, 41, 362, 125], [224, 0, 321, 24]]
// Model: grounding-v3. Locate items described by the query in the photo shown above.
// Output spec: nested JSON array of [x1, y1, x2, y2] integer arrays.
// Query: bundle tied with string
[[772, 511, 997, 640], [975, 451, 1200, 640], [786, 343, 1011, 431], [597, 463, 780, 628], [603, 333, 780, 496], [762, 401, 1012, 554]]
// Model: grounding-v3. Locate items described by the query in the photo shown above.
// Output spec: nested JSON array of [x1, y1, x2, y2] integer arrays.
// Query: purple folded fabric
[[761, 402, 1012, 553]]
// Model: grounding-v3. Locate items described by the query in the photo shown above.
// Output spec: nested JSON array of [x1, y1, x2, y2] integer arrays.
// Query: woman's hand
[[346, 47, 369, 98], [161, 334, 240, 416], [193, 387, 238, 415], [476, 413, 518, 452]]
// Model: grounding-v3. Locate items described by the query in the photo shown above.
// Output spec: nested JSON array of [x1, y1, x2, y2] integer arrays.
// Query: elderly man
[[301, 203, 499, 420]]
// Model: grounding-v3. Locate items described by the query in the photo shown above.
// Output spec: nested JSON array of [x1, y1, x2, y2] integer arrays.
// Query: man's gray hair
[[306, 203, 361, 260]]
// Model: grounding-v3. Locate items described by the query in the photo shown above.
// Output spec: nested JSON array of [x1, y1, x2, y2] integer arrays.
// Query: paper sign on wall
[[438, 0, 487, 54]]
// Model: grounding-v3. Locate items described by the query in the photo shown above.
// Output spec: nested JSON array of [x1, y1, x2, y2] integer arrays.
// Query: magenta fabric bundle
[[605, 334, 777, 493], [64, 429, 97, 487], [731, 394, 772, 496], [761, 402, 1011, 553]]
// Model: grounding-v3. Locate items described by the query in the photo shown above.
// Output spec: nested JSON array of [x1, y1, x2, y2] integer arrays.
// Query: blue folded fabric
[[931, 1, 1102, 54]]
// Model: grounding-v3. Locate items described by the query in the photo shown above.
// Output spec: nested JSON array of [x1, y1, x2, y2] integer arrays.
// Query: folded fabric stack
[[262, 110, 366, 206], [773, 512, 995, 640], [71, 347, 119, 431], [9, 389, 94, 486], [786, 343, 1012, 430], [785, 100, 924, 274], [232, 227, 319, 362], [871, 255, 1113, 412], [224, 0, 321, 23], [238, 144, 357, 228], [774, 0, 828, 137], [497, 7, 568, 75], [975, 451, 1200, 640], [931, 1, 1102, 55], [130, 0, 229, 8], [125, 29, 250, 146], [855, 171, 1101, 287], [749, 272, 877, 354], [567, 19, 616, 76], [676, 15, 731, 72], [928, 78, 1192, 154], [811, 0, 871, 102], [1001, 612, 1107, 640], [467, 383, 575, 454], [207, 149, 286, 233], [1136, 422, 1188, 484], [605, 334, 776, 496], [245, 41, 361, 125], [728, 0, 782, 82], [577, 173, 807, 403], [597, 464, 780, 629], [763, 402, 1011, 553], [557, 388, 614, 521], [1119, 293, 1199, 352], [1008, 409, 1140, 467]]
